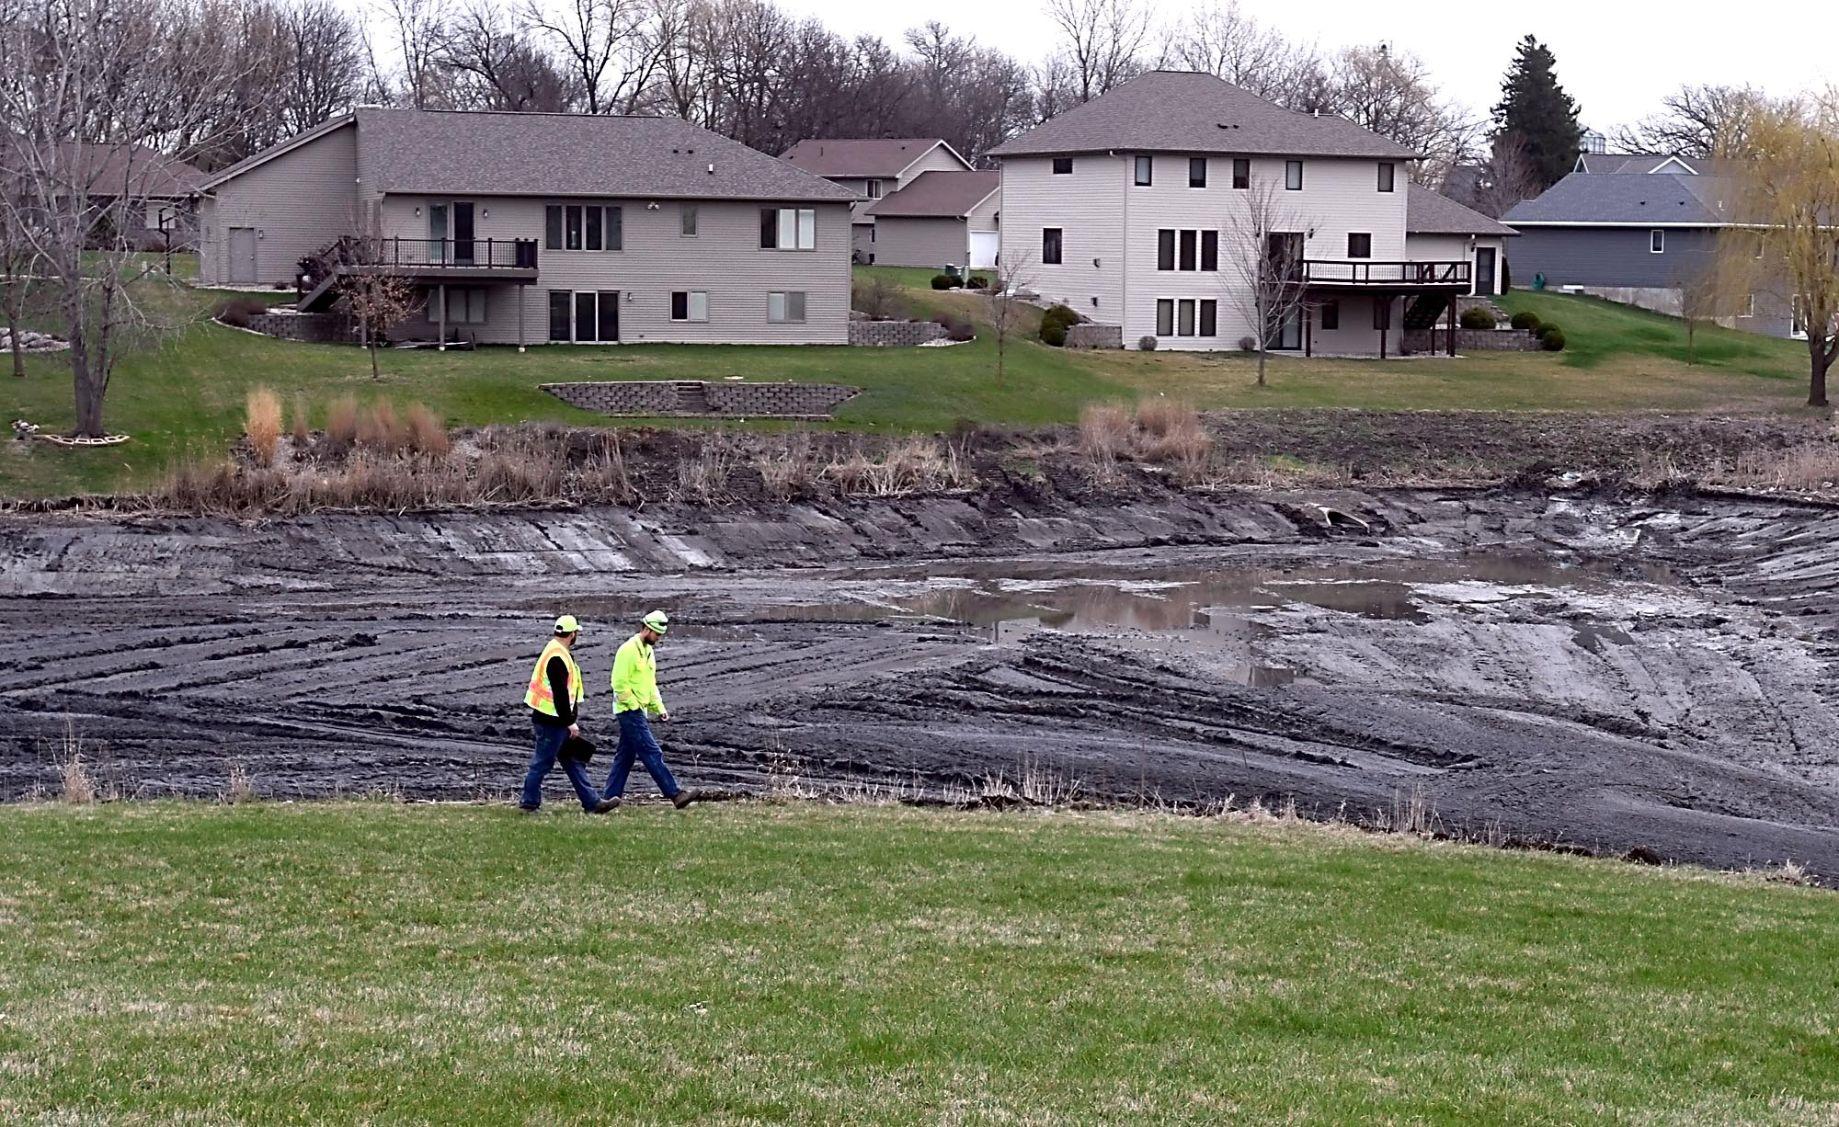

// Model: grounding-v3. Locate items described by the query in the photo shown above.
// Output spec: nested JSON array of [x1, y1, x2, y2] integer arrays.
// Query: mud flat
[[2, 486, 1837, 881]]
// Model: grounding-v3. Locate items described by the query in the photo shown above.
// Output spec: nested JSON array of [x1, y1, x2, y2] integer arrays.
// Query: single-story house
[[1503, 155, 1797, 338], [196, 108, 856, 345], [779, 137, 972, 263], [1403, 184, 1516, 297], [862, 170, 999, 270]]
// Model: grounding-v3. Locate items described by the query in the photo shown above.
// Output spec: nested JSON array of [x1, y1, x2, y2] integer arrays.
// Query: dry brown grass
[[403, 403, 451, 458], [1722, 442, 1839, 491], [290, 393, 311, 451], [357, 399, 401, 453], [1077, 402, 1133, 464], [823, 436, 969, 496], [1078, 399, 1214, 483], [326, 394, 359, 454], [58, 725, 95, 805], [244, 387, 282, 466], [225, 762, 257, 805], [754, 433, 817, 501]]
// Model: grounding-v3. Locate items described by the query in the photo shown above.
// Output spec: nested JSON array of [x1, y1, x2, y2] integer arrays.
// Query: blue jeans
[[604, 710, 681, 800], [521, 715, 603, 810]]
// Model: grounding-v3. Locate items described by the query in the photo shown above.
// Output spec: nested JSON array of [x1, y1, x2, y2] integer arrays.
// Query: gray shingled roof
[[357, 109, 855, 201], [1405, 184, 1517, 236], [864, 170, 999, 218], [1503, 171, 1739, 225], [780, 137, 964, 179], [989, 71, 1416, 160]]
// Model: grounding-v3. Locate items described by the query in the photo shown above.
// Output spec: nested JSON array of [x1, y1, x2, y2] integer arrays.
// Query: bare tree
[[1327, 45, 1477, 187], [1613, 83, 1768, 158], [438, 1, 576, 111], [281, 0, 368, 132], [0, 138, 36, 380], [333, 216, 422, 380], [1222, 178, 1311, 387], [1162, 1, 1324, 110], [524, 0, 661, 114], [983, 252, 1035, 388], [1449, 134, 1542, 219], [0, 0, 241, 436], [1714, 93, 1839, 407], [377, 0, 453, 108], [1044, 0, 1149, 105]]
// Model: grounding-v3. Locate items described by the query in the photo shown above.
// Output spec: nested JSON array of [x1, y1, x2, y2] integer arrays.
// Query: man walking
[[603, 610, 697, 809], [521, 614, 616, 814]]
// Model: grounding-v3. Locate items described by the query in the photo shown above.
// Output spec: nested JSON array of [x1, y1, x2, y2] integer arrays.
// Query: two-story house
[[196, 108, 857, 345], [779, 138, 973, 264], [990, 71, 1479, 356]]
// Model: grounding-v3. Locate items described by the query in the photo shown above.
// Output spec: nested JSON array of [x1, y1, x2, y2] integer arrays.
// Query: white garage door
[[969, 231, 999, 269]]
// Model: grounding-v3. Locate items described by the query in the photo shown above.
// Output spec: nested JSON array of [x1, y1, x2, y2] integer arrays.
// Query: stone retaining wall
[[848, 319, 946, 347], [543, 380, 860, 418], [1402, 327, 1544, 353], [1065, 323, 1124, 350], [245, 311, 354, 343]]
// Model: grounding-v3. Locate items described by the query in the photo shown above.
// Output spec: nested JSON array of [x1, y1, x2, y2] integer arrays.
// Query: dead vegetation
[[1078, 398, 1215, 483], [244, 388, 282, 467]]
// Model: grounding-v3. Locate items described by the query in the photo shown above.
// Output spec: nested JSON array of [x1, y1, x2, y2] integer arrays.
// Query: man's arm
[[546, 655, 576, 727], [611, 641, 638, 712]]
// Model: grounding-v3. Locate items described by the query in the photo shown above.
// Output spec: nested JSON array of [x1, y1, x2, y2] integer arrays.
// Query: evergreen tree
[[1491, 35, 1583, 191]]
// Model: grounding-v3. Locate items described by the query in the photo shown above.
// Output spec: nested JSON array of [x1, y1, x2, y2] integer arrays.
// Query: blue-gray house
[[1504, 154, 1799, 339]]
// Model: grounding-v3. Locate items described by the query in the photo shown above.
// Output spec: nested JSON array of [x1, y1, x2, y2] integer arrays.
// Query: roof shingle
[[1503, 172, 1737, 225], [1405, 183, 1517, 236], [864, 170, 999, 218], [780, 138, 964, 179], [989, 71, 1415, 161]]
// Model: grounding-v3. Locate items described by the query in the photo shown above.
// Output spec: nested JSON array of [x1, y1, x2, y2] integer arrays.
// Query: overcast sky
[[775, 0, 1835, 130]]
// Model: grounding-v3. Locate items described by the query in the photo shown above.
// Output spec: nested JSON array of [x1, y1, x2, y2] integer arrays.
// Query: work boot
[[671, 789, 698, 809], [518, 804, 541, 815], [590, 797, 619, 814]]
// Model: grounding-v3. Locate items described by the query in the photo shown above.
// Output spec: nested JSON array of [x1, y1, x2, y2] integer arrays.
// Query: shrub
[[1539, 327, 1566, 351], [213, 296, 269, 328], [1509, 310, 1542, 332], [244, 387, 282, 466], [933, 313, 974, 342], [291, 394, 311, 451], [965, 274, 989, 289], [930, 274, 954, 290], [1039, 303, 1080, 347], [403, 402, 451, 457], [1138, 335, 1158, 351], [1501, 258, 1512, 291], [1459, 306, 1497, 330], [1237, 335, 1258, 352], [851, 275, 902, 320]]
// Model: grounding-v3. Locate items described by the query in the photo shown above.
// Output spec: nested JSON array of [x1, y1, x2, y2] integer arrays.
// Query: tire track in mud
[[3, 488, 1839, 880]]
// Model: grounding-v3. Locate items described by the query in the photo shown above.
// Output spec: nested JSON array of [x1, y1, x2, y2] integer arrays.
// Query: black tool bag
[[560, 735, 598, 764]]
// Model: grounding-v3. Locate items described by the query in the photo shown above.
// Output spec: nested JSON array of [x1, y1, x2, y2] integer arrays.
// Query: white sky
[[775, 0, 1835, 131]]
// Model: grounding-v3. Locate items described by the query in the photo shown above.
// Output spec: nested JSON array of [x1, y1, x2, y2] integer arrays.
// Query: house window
[[865, 179, 883, 198], [1201, 230, 1218, 272], [670, 290, 708, 322], [759, 208, 816, 250], [1347, 233, 1372, 259], [1199, 299, 1217, 336], [1286, 161, 1303, 190], [1650, 229, 1665, 253], [768, 291, 806, 323], [1232, 158, 1249, 189], [1157, 229, 1175, 271], [1177, 299, 1196, 336], [681, 206, 698, 237], [1134, 156, 1152, 186], [1155, 299, 1173, 337], [1320, 300, 1340, 330], [547, 290, 571, 341], [1189, 157, 1207, 188], [1179, 230, 1197, 271], [545, 204, 620, 251], [1378, 162, 1395, 192], [444, 287, 487, 324], [1052, 157, 1073, 175], [1042, 227, 1063, 265]]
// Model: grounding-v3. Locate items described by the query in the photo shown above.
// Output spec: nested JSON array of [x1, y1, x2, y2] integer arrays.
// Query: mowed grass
[[0, 260, 1821, 499], [2, 801, 1837, 1122]]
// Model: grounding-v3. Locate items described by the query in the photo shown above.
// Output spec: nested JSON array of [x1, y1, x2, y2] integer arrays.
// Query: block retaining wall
[[848, 319, 947, 347], [1065, 323, 1124, 350], [544, 381, 860, 418], [244, 311, 354, 343], [1402, 328, 1544, 353]]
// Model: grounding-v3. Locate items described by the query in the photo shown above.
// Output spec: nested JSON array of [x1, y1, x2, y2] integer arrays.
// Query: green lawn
[[2, 801, 1835, 1121], [0, 262, 1822, 500]]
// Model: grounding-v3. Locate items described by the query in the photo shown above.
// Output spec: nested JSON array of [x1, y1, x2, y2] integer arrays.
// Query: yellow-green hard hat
[[642, 610, 669, 634], [554, 614, 580, 635]]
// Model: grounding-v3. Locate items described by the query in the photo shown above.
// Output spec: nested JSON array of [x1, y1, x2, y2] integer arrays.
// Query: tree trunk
[[1809, 337, 1832, 408], [6, 318, 22, 379], [1256, 348, 1267, 387], [370, 341, 381, 381]]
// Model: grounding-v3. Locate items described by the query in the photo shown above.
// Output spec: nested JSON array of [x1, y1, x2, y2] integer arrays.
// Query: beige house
[[196, 108, 856, 345], [779, 137, 972, 263], [990, 71, 1481, 356], [863, 171, 1000, 270], [1403, 184, 1516, 298]]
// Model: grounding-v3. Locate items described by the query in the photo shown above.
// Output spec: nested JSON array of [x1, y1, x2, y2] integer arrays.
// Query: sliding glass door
[[548, 290, 619, 343]]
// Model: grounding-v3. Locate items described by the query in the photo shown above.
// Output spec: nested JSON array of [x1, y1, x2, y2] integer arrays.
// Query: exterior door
[[968, 231, 999, 269], [428, 203, 448, 263], [549, 290, 619, 342], [228, 227, 257, 284], [452, 202, 475, 265], [1474, 247, 1497, 296]]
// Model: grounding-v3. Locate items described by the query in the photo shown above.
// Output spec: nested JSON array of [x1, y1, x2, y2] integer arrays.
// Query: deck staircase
[[673, 381, 711, 414]]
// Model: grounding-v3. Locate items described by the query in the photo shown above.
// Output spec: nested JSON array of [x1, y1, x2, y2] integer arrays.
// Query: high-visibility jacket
[[611, 634, 665, 716], [524, 638, 584, 717]]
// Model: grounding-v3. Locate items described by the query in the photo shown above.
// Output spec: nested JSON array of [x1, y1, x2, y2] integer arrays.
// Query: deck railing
[[356, 237, 539, 270], [1300, 260, 1471, 286]]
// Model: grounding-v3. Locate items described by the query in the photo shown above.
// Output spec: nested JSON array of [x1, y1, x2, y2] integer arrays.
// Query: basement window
[[1052, 157, 1074, 175], [1650, 229, 1665, 254]]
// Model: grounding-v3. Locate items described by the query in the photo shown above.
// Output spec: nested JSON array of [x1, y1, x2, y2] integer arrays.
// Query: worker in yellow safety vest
[[601, 610, 697, 809], [520, 614, 616, 814]]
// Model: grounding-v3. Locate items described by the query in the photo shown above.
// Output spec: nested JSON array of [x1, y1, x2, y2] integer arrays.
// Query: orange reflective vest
[[523, 638, 584, 717]]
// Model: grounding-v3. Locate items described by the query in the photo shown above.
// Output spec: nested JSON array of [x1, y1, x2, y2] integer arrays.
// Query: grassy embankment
[[2, 801, 1835, 1122], [0, 260, 1820, 499]]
